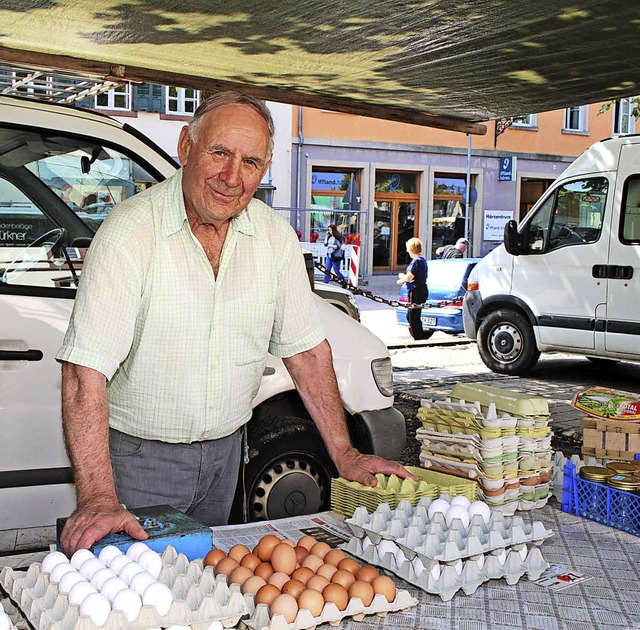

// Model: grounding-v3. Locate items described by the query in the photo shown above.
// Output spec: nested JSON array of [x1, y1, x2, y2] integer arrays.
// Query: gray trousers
[[109, 427, 242, 526]]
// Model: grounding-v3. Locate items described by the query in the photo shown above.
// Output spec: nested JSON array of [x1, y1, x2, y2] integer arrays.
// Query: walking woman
[[323, 223, 346, 283], [397, 237, 429, 339]]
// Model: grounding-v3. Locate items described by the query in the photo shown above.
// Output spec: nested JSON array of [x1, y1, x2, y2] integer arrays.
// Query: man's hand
[[333, 447, 418, 487], [60, 497, 148, 556]]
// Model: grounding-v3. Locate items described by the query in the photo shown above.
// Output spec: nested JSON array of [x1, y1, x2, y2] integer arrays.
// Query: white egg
[[90, 567, 117, 590], [430, 563, 441, 581], [125, 542, 150, 562], [142, 582, 173, 616], [467, 501, 491, 524], [377, 539, 398, 560], [49, 561, 76, 584], [79, 592, 111, 627], [445, 505, 470, 528], [109, 554, 133, 575], [450, 496, 471, 510], [411, 556, 425, 577], [427, 498, 450, 519], [119, 561, 145, 585], [41, 550, 70, 574], [68, 580, 97, 607], [70, 549, 96, 570], [137, 549, 163, 579], [58, 570, 85, 595], [112, 588, 143, 622], [394, 546, 407, 567], [361, 536, 372, 551], [129, 571, 157, 596], [98, 545, 123, 567], [0, 611, 11, 630], [100, 576, 129, 602], [79, 557, 106, 580]]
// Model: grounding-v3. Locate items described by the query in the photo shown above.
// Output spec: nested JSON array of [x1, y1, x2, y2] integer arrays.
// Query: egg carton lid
[[342, 535, 549, 601], [0, 546, 248, 630], [449, 382, 550, 419], [241, 588, 417, 630]]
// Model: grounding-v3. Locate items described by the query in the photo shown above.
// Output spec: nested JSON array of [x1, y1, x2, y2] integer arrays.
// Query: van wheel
[[230, 416, 336, 523], [478, 309, 540, 375]]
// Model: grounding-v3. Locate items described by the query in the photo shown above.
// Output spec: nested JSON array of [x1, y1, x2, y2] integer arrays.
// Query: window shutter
[[134, 84, 164, 112]]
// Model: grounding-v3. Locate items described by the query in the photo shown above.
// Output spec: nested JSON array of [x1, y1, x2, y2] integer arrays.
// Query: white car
[[0, 96, 404, 552]]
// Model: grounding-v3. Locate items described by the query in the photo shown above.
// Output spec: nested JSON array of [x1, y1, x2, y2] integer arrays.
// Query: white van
[[464, 135, 640, 375], [0, 96, 404, 552]]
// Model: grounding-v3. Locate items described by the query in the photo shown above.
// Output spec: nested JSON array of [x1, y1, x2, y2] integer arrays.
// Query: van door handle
[[0, 349, 44, 361], [591, 265, 634, 279]]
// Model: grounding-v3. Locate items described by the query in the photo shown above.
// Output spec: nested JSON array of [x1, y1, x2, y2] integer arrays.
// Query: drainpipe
[[465, 133, 472, 253], [295, 106, 304, 232]]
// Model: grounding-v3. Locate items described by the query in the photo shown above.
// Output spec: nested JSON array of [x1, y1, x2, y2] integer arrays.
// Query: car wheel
[[477, 308, 540, 375], [231, 416, 336, 523]]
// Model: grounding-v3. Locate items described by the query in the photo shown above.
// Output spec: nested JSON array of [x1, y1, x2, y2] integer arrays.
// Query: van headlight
[[371, 357, 394, 397]]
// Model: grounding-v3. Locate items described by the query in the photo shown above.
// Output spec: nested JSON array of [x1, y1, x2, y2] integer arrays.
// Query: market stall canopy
[[0, 0, 639, 136]]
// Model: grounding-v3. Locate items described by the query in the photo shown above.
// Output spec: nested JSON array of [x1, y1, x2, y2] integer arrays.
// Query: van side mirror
[[503, 220, 521, 255]]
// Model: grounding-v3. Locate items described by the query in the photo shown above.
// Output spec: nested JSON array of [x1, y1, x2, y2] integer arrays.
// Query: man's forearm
[[61, 362, 119, 508]]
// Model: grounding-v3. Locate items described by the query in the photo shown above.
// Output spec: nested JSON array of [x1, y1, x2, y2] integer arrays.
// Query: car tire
[[477, 308, 540, 375], [230, 416, 336, 523]]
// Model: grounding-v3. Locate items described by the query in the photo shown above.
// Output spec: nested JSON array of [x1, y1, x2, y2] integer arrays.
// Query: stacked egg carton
[[241, 587, 417, 630], [0, 544, 247, 630], [341, 498, 552, 602], [330, 465, 477, 517], [417, 383, 553, 513], [0, 598, 19, 630]]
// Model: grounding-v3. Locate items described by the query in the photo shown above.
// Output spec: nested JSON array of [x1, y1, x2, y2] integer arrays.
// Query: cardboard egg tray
[[0, 546, 247, 630], [240, 588, 417, 630], [330, 466, 477, 518], [341, 500, 551, 601], [0, 597, 20, 630]]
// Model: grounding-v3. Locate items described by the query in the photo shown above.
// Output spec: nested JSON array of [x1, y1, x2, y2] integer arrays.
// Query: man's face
[[178, 103, 272, 227]]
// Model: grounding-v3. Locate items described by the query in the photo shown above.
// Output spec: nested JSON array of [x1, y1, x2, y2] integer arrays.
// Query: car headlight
[[371, 357, 394, 397]]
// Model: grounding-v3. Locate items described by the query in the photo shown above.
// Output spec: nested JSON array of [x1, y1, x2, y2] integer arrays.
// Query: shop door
[[372, 197, 418, 271]]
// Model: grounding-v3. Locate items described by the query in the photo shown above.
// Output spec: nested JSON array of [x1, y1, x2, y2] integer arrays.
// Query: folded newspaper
[[572, 386, 640, 421]]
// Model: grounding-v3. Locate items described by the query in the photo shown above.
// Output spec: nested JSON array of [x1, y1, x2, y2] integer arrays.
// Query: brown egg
[[323, 549, 346, 567], [271, 543, 297, 575], [214, 556, 239, 577], [240, 553, 262, 571], [296, 535, 317, 551], [322, 583, 349, 611], [255, 535, 282, 562], [306, 575, 330, 592], [348, 580, 374, 607], [281, 578, 306, 599], [268, 571, 290, 590], [356, 565, 380, 584], [291, 566, 314, 585], [228, 544, 251, 563], [337, 558, 360, 575], [331, 568, 356, 589], [241, 575, 266, 596], [270, 593, 299, 624], [297, 588, 325, 618], [254, 562, 275, 581], [372, 575, 396, 603], [255, 583, 280, 607], [301, 554, 324, 572], [310, 541, 331, 560], [228, 565, 253, 586], [203, 549, 226, 568], [280, 538, 296, 547], [294, 546, 310, 564], [316, 563, 338, 580]]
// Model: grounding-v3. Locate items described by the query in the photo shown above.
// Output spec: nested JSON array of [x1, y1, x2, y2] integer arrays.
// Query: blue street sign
[[499, 156, 516, 181]]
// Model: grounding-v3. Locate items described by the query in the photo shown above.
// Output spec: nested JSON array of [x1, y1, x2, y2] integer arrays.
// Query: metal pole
[[465, 133, 472, 249]]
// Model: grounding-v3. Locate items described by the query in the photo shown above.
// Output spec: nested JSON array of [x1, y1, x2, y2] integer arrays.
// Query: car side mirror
[[503, 220, 521, 256]]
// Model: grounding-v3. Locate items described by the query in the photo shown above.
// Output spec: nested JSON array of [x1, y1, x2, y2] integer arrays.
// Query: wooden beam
[[0, 46, 487, 135]]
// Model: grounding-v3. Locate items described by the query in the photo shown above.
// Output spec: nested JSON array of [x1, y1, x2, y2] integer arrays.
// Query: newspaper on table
[[210, 511, 351, 552]]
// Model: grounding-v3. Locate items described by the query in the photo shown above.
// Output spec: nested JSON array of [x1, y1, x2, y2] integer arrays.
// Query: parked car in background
[[396, 258, 481, 338]]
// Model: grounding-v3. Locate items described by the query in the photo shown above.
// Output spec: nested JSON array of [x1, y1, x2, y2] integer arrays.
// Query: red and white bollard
[[349, 245, 359, 287]]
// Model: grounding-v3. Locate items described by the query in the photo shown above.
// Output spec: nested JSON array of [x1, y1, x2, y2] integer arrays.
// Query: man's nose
[[220, 157, 242, 187]]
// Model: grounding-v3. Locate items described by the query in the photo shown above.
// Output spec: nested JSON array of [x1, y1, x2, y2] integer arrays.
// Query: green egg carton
[[517, 426, 551, 438], [330, 466, 477, 518], [450, 382, 549, 419]]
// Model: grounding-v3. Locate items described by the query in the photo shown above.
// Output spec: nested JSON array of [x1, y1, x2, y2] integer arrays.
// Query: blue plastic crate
[[561, 461, 640, 537]]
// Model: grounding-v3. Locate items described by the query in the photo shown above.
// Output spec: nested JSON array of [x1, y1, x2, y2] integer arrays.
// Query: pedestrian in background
[[397, 237, 429, 339], [323, 223, 346, 283], [436, 237, 469, 259]]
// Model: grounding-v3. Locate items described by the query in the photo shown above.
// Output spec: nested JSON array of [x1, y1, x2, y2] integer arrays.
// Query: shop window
[[432, 174, 472, 258]]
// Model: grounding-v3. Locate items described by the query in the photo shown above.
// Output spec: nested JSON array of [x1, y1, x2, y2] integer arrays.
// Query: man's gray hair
[[187, 91, 275, 157]]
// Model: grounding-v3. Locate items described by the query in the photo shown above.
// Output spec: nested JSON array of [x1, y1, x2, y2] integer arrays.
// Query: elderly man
[[57, 92, 412, 555], [436, 237, 469, 259]]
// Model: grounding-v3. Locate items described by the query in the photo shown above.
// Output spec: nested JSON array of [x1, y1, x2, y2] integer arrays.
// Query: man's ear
[[177, 126, 192, 166]]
